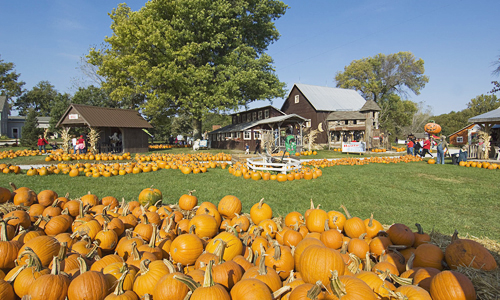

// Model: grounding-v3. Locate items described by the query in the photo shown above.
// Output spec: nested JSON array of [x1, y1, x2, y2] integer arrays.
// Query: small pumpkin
[[138, 187, 162, 207]]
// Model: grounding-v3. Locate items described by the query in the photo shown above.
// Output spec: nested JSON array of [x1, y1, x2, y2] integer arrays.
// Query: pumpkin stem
[[130, 241, 141, 261], [284, 270, 296, 284], [163, 259, 176, 273], [364, 251, 374, 272], [202, 260, 216, 287], [189, 225, 196, 235], [212, 239, 227, 264], [113, 269, 129, 296], [173, 273, 201, 292], [309, 198, 315, 209], [415, 223, 424, 234], [4, 264, 27, 283], [329, 270, 347, 297], [257, 250, 268, 276], [188, 190, 196, 196], [142, 213, 150, 225], [9, 182, 17, 191], [51, 256, 63, 275], [272, 242, 282, 261], [306, 281, 323, 299], [258, 198, 265, 209], [390, 273, 413, 286], [324, 219, 330, 231], [347, 253, 361, 274], [78, 200, 84, 218], [273, 286, 292, 299], [149, 224, 158, 248], [0, 220, 9, 242], [451, 229, 459, 242], [368, 213, 374, 227], [245, 247, 254, 262], [139, 259, 151, 275], [340, 241, 348, 254], [77, 256, 88, 274], [405, 253, 415, 271], [225, 224, 239, 237], [57, 242, 68, 261], [340, 205, 352, 219]]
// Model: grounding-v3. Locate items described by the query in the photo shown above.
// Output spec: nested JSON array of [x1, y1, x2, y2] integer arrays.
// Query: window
[[238, 115, 241, 123], [258, 111, 262, 120], [247, 113, 251, 121], [252, 112, 256, 121], [233, 116, 237, 124], [244, 131, 251, 140], [294, 95, 299, 103], [254, 130, 261, 140], [264, 109, 269, 119], [242, 114, 246, 122], [456, 136, 464, 143]]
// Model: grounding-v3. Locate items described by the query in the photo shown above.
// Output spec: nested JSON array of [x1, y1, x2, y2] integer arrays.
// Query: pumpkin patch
[[0, 183, 495, 299]]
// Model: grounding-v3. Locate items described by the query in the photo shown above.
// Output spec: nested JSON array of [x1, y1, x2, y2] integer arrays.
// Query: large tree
[[14, 81, 58, 116], [87, 0, 287, 139], [378, 94, 418, 137], [0, 55, 25, 106], [335, 52, 429, 103], [72, 85, 116, 108], [467, 94, 499, 116], [20, 108, 40, 148], [49, 93, 71, 131]]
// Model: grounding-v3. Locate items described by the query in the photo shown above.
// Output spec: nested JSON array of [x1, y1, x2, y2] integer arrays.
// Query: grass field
[[1, 149, 498, 241]]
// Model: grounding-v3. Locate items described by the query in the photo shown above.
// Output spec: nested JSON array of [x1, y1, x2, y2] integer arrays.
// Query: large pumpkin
[[424, 121, 441, 134], [138, 187, 163, 207], [445, 231, 497, 271]]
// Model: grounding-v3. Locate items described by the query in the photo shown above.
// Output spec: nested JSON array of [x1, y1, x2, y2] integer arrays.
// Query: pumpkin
[[0, 277, 15, 300], [261, 242, 295, 280], [80, 191, 99, 207], [413, 267, 441, 292], [369, 236, 392, 257], [9, 249, 50, 298], [329, 271, 376, 299], [230, 278, 274, 300], [305, 208, 328, 233], [67, 257, 110, 300], [413, 243, 444, 270], [218, 195, 242, 220], [387, 223, 415, 247], [288, 281, 322, 300], [429, 270, 476, 300], [138, 187, 162, 207], [393, 285, 432, 300], [424, 121, 441, 134], [0, 187, 11, 204], [178, 190, 198, 211], [242, 253, 283, 292], [293, 238, 324, 272], [299, 244, 345, 288], [37, 189, 58, 207], [347, 234, 370, 259], [250, 198, 273, 225], [170, 233, 204, 266], [363, 213, 384, 239], [445, 231, 497, 271], [189, 214, 218, 239], [18, 235, 60, 267], [104, 270, 138, 300], [413, 223, 431, 247], [133, 259, 171, 298], [205, 232, 244, 261], [102, 262, 137, 292], [0, 220, 21, 270], [212, 260, 244, 290], [28, 256, 70, 300], [152, 271, 190, 300], [341, 205, 366, 238]]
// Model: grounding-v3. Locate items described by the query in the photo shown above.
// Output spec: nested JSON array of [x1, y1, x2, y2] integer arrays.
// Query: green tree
[[433, 110, 472, 136], [49, 93, 71, 131], [87, 0, 287, 139], [378, 94, 417, 136], [467, 94, 499, 116], [202, 112, 231, 133], [0, 55, 25, 107], [335, 52, 429, 103], [14, 81, 58, 116], [20, 108, 40, 149], [72, 85, 116, 107]]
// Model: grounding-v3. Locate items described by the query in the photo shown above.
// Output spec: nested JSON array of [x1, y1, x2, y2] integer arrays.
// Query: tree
[[401, 101, 433, 137], [87, 0, 287, 139], [72, 85, 116, 107], [467, 94, 499, 116], [49, 93, 71, 131], [433, 110, 472, 136], [0, 55, 25, 106], [378, 94, 417, 137], [335, 52, 429, 103], [20, 108, 40, 149], [14, 81, 58, 116]]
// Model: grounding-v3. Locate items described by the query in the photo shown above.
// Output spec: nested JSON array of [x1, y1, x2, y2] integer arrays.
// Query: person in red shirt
[[76, 135, 86, 154], [407, 139, 414, 155], [421, 137, 433, 158], [37, 135, 48, 152]]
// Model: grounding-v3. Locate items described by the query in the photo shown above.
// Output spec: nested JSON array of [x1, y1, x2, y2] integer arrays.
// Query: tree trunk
[[192, 117, 202, 140]]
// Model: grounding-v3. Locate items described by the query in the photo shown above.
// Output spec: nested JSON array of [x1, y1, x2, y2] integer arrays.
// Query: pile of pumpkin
[[228, 161, 322, 181], [0, 164, 21, 174], [391, 146, 407, 153], [455, 160, 499, 170], [0, 149, 43, 159], [0, 185, 496, 300], [149, 144, 190, 150], [135, 152, 232, 163], [44, 151, 133, 162], [303, 155, 423, 168]]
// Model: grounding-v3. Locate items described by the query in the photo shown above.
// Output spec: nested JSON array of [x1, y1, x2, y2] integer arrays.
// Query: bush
[[20, 108, 41, 149]]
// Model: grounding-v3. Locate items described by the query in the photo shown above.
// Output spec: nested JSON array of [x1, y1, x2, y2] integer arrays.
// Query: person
[[421, 137, 433, 158], [254, 140, 261, 154], [436, 135, 448, 164], [245, 143, 250, 154], [77, 135, 86, 154], [72, 136, 78, 154], [407, 138, 414, 155], [414, 139, 421, 156], [37, 135, 48, 152]]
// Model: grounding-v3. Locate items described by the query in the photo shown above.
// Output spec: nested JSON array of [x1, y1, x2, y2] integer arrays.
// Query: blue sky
[[1, 0, 499, 116]]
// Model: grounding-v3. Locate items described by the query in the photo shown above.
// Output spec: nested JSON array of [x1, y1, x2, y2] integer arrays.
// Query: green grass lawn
[[1, 154, 499, 241]]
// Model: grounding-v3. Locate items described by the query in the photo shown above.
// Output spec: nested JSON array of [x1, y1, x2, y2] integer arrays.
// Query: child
[[245, 143, 250, 154]]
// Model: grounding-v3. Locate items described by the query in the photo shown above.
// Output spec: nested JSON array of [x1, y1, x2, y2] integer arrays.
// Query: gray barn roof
[[210, 114, 309, 134], [468, 108, 500, 124], [293, 83, 366, 111], [327, 111, 366, 121]]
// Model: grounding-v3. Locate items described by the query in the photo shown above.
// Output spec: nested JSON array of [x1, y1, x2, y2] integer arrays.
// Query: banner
[[342, 142, 366, 153]]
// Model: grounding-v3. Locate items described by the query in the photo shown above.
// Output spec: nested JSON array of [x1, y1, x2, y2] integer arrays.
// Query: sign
[[199, 140, 207, 147], [69, 114, 79, 120], [342, 142, 366, 153]]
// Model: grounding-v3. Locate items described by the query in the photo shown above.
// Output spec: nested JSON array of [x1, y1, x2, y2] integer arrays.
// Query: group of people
[[407, 136, 448, 164]]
